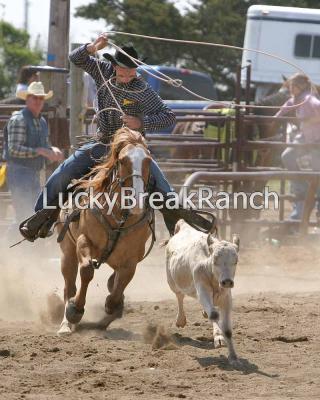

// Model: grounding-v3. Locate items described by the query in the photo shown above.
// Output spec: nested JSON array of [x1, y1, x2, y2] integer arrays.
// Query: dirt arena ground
[[0, 232, 320, 400]]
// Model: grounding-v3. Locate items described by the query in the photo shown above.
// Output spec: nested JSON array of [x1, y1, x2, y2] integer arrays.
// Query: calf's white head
[[207, 234, 240, 289]]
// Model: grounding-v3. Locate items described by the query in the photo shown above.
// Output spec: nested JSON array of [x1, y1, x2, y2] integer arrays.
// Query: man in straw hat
[[19, 34, 215, 241], [4, 81, 63, 225]]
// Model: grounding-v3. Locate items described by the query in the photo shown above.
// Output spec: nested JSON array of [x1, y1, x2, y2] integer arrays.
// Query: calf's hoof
[[175, 314, 187, 328], [66, 300, 84, 324], [213, 334, 225, 348], [202, 310, 208, 319], [209, 310, 219, 321]]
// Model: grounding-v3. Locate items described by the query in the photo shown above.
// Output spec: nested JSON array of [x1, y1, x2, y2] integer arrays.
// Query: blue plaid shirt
[[7, 111, 48, 158], [69, 45, 176, 142]]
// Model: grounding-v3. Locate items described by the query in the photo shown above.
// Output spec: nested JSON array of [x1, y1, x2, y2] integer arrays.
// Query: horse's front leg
[[65, 234, 95, 325], [104, 264, 136, 328], [57, 239, 78, 336]]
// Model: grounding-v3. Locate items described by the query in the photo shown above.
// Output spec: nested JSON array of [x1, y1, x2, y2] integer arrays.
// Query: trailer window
[[312, 36, 320, 58], [294, 34, 320, 59], [294, 35, 311, 57]]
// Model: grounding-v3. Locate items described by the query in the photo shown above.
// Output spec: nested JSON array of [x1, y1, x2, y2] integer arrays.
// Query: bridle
[[118, 170, 148, 188], [88, 147, 155, 269]]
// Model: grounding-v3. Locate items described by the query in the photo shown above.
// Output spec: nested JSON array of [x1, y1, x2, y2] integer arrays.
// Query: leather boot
[[19, 208, 60, 242], [160, 205, 216, 236]]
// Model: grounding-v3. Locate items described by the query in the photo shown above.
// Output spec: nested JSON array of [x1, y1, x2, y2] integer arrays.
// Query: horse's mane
[[79, 127, 148, 192]]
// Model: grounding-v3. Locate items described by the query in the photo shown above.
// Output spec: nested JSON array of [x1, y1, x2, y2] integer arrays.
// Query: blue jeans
[[7, 162, 41, 221], [35, 142, 173, 211], [281, 135, 320, 218]]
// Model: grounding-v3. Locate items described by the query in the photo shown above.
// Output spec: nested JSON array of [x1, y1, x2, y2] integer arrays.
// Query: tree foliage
[[0, 22, 43, 98], [76, 0, 320, 98], [76, 0, 185, 64]]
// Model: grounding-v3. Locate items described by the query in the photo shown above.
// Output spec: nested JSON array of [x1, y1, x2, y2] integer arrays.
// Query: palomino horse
[[57, 127, 153, 335]]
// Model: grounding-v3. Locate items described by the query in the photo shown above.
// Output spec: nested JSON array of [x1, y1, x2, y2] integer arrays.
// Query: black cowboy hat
[[103, 44, 145, 68]]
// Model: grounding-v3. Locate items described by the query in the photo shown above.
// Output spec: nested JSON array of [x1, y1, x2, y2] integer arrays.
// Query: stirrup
[[19, 225, 38, 242], [161, 206, 217, 236], [19, 209, 59, 242]]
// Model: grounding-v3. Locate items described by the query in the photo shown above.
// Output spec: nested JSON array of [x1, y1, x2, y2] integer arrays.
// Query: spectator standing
[[275, 73, 320, 220], [4, 81, 63, 223]]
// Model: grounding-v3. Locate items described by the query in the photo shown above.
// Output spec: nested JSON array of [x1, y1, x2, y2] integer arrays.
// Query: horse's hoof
[[104, 310, 123, 329], [103, 302, 125, 329], [105, 295, 124, 317], [57, 322, 72, 336], [65, 300, 84, 324]]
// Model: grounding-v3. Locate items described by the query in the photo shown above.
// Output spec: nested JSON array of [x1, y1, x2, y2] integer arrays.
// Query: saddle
[[56, 207, 81, 242], [57, 192, 156, 269]]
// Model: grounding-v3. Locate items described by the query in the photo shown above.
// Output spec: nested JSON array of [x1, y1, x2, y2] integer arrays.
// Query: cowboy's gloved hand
[[87, 33, 108, 54], [36, 147, 63, 162], [50, 146, 64, 162], [122, 114, 142, 130]]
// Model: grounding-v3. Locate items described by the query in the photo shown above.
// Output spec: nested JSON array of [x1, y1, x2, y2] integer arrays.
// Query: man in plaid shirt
[[5, 81, 63, 224], [20, 34, 214, 241], [71, 38, 176, 138]]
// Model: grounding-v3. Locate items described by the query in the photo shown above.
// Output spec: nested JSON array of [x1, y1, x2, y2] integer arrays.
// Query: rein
[[87, 152, 155, 268], [90, 206, 155, 269]]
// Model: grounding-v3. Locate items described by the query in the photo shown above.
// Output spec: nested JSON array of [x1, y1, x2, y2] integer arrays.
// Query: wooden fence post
[[69, 43, 84, 149]]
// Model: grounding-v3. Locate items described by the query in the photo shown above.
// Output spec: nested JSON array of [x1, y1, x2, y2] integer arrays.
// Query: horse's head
[[79, 128, 151, 216], [113, 128, 151, 215]]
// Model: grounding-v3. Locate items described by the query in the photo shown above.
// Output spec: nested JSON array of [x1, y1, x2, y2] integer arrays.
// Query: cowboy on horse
[[19, 34, 215, 242]]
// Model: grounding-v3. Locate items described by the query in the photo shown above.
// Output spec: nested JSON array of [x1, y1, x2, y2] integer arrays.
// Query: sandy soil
[[0, 233, 320, 400]]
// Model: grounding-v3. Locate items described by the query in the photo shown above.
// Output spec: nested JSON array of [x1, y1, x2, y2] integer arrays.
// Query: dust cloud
[[1, 226, 320, 323]]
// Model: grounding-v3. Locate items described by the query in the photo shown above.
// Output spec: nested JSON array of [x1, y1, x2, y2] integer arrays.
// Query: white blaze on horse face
[[127, 147, 146, 215]]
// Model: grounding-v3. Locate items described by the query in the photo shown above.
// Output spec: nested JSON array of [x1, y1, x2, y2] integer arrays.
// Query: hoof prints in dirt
[[0, 349, 10, 357], [1, 294, 320, 400], [271, 335, 309, 343]]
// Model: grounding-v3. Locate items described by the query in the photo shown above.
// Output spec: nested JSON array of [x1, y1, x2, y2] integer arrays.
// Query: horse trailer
[[241, 5, 320, 100]]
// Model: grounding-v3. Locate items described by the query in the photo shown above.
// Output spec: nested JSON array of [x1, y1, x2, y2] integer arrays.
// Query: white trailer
[[242, 5, 320, 100]]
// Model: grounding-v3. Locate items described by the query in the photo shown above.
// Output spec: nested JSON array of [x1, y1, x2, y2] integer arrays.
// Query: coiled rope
[[85, 30, 313, 133]]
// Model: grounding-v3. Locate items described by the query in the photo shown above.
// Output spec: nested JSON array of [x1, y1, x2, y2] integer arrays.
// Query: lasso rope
[[86, 30, 313, 133], [104, 31, 313, 110], [109, 41, 232, 106]]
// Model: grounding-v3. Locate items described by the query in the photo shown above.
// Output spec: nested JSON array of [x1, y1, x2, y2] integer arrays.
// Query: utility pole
[[24, 0, 29, 32], [47, 0, 70, 115], [0, 3, 5, 63], [70, 43, 84, 148], [46, 0, 70, 149]]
